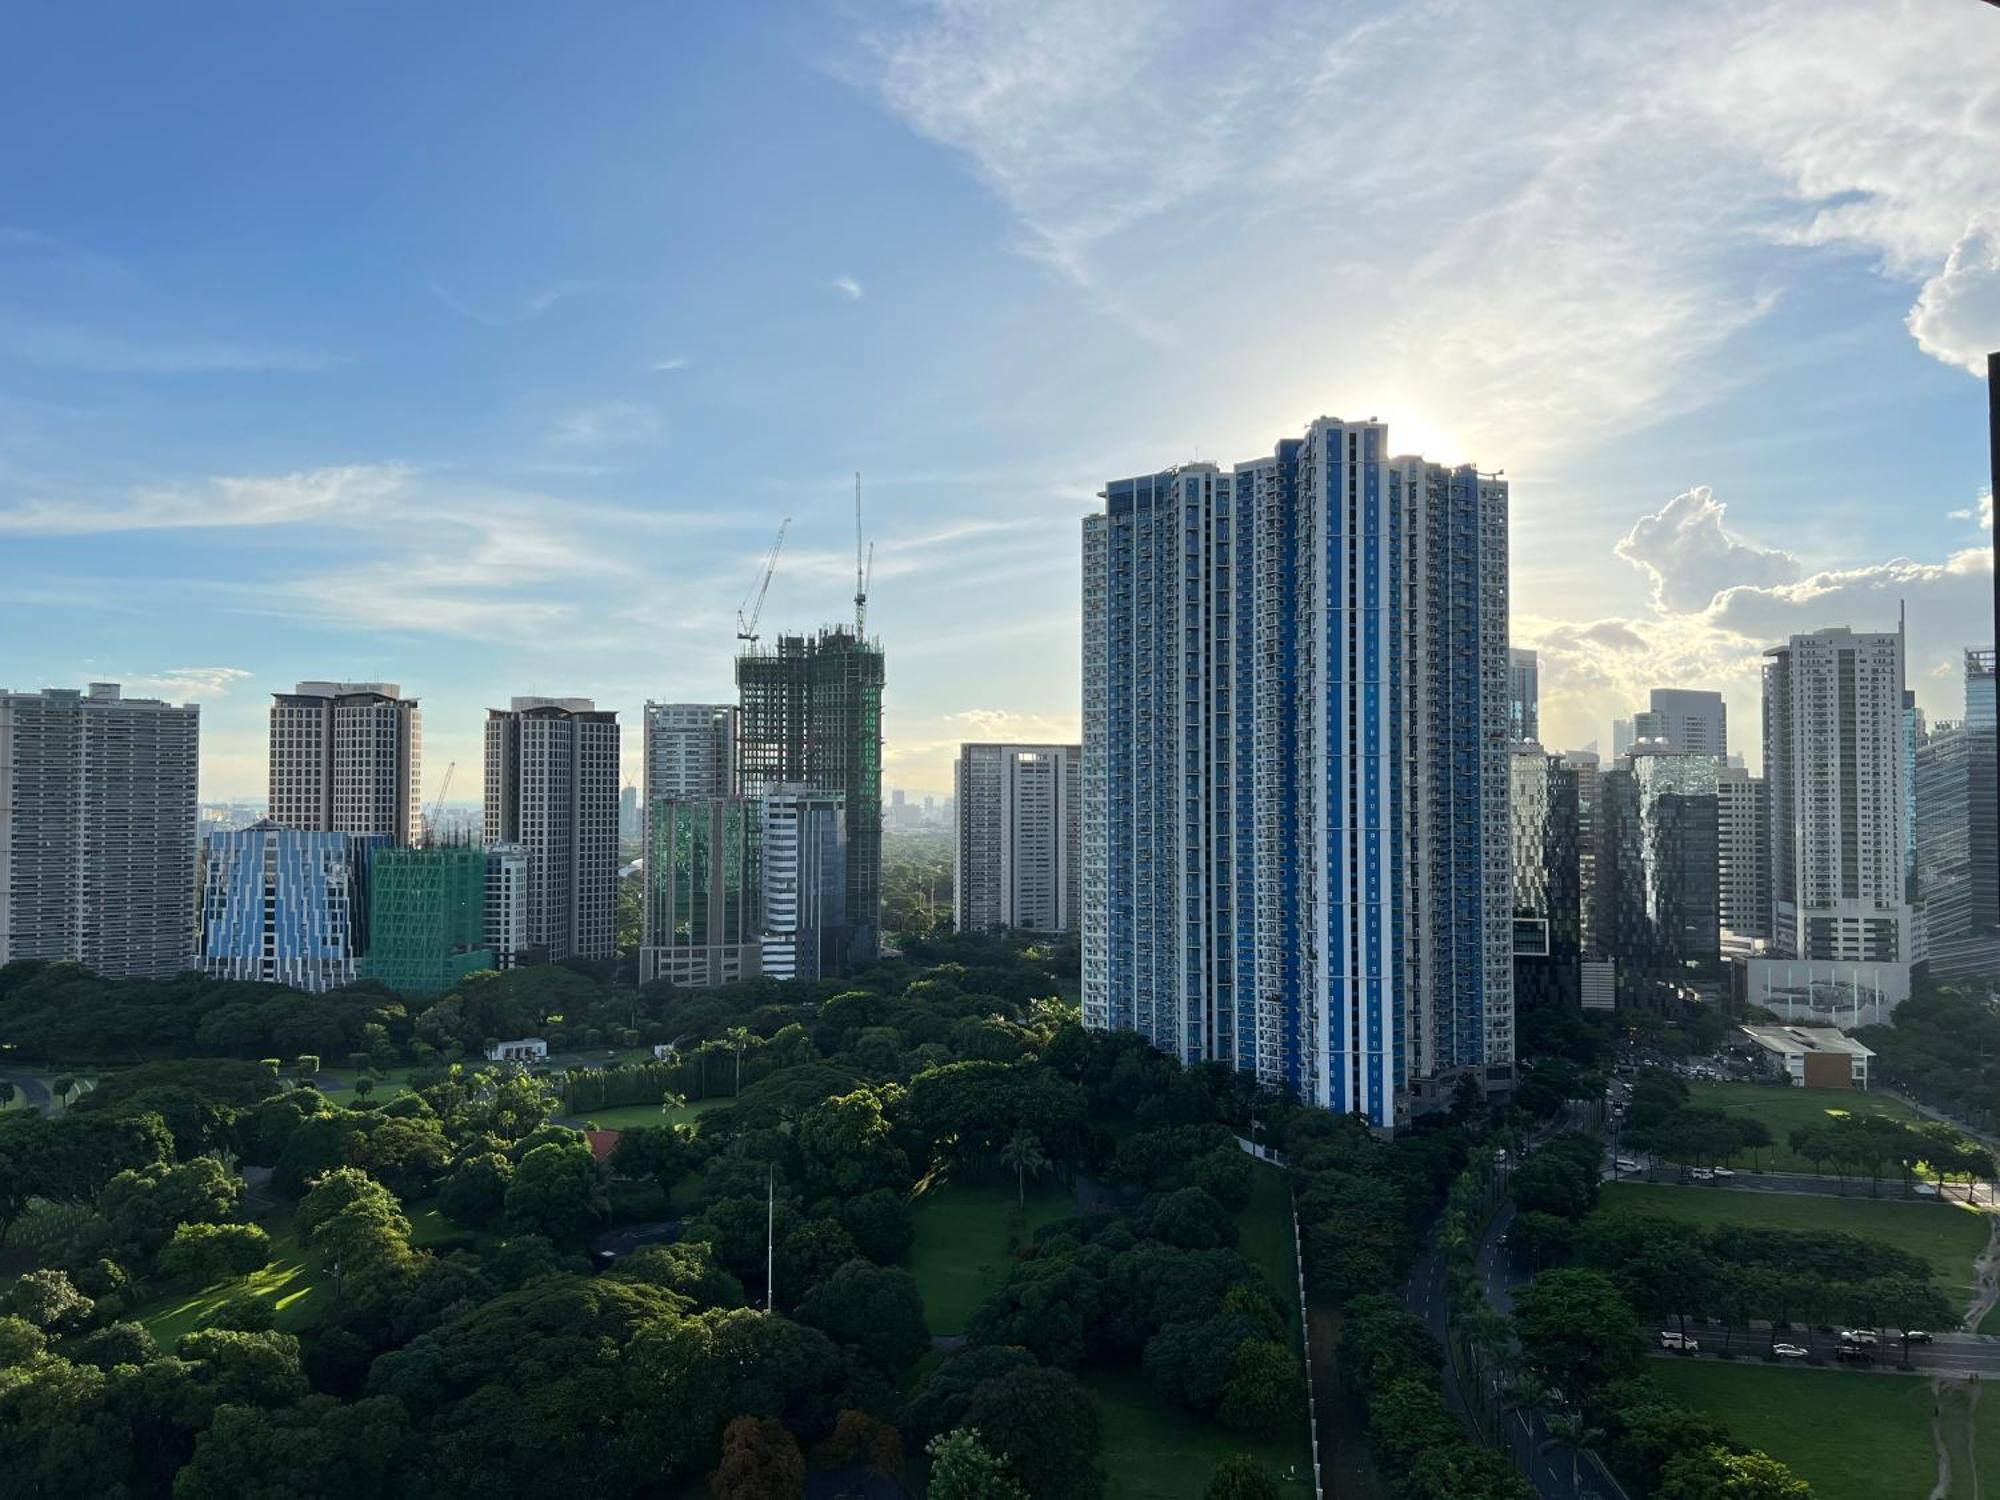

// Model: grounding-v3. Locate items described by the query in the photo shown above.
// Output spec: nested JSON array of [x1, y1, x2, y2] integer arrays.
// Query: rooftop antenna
[[854, 471, 868, 638]]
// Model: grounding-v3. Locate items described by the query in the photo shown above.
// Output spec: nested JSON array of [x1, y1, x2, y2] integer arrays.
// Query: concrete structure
[[1562, 749, 1604, 957], [1915, 649, 2000, 979], [736, 630, 882, 970], [1740, 1024, 1874, 1089], [1510, 745, 1580, 1008], [1718, 767, 1772, 950], [759, 786, 846, 982], [0, 683, 200, 979], [1595, 749, 1720, 1006], [359, 845, 493, 998], [1740, 956, 1911, 1029], [643, 702, 738, 802], [639, 795, 763, 988], [196, 821, 385, 991], [487, 1037, 548, 1063], [1508, 648, 1539, 744], [1082, 417, 1511, 1129], [1579, 959, 1617, 1012], [268, 681, 421, 844], [1763, 627, 1913, 963], [1632, 689, 1726, 759], [483, 697, 620, 962], [483, 843, 529, 970], [953, 742, 1082, 934]]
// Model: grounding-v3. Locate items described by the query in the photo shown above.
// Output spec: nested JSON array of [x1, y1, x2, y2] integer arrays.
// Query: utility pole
[[765, 1162, 776, 1315]]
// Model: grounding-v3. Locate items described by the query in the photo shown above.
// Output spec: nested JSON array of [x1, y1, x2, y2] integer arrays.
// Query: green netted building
[[360, 845, 494, 999]]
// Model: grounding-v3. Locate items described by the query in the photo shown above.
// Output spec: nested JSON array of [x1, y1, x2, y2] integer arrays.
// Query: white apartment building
[[954, 743, 1081, 934], [268, 681, 421, 844], [484, 842, 529, 969], [1763, 628, 1912, 962], [760, 786, 845, 982], [1717, 766, 1771, 950], [642, 702, 738, 802], [0, 683, 199, 979], [483, 698, 620, 962]]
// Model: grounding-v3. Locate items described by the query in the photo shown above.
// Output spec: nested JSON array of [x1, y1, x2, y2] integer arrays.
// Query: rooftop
[[1739, 1024, 1876, 1060]]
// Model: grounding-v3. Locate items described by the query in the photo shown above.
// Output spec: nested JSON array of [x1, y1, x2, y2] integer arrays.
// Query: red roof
[[586, 1130, 621, 1161]]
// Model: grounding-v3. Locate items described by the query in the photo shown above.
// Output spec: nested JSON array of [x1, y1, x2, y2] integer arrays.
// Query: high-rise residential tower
[[954, 743, 1082, 934], [759, 786, 847, 982], [1631, 689, 1726, 758], [1082, 417, 1512, 1129], [1915, 649, 2000, 979], [1508, 649, 1540, 743], [268, 681, 421, 844], [736, 628, 882, 970], [1717, 766, 1772, 950], [1763, 627, 1912, 962], [643, 703, 739, 801], [196, 821, 385, 991], [484, 843, 529, 969], [483, 697, 620, 962], [0, 683, 200, 979]]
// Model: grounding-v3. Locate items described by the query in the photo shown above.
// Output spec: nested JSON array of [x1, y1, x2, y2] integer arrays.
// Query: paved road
[[1602, 1153, 1990, 1206], [1644, 1326, 2000, 1378], [0, 1069, 52, 1116]]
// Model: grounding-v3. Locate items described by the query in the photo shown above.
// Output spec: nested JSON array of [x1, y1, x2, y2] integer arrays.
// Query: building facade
[[1508, 648, 1540, 743], [1763, 628, 1913, 963], [1914, 649, 2000, 979], [953, 742, 1082, 934], [268, 681, 421, 844], [735, 629, 882, 970], [643, 702, 739, 802], [1632, 689, 1726, 758], [359, 845, 493, 998], [639, 795, 763, 988], [1081, 417, 1512, 1129], [1509, 746, 1581, 1007], [1595, 750, 1721, 1006], [196, 821, 385, 991], [1717, 766, 1772, 950], [483, 697, 620, 962], [484, 843, 529, 969], [0, 683, 200, 979], [759, 787, 846, 983]]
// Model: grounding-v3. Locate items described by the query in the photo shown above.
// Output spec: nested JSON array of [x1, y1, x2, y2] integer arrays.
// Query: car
[[1839, 1330, 1878, 1346], [1835, 1346, 1872, 1363], [1614, 1157, 1640, 1172], [1913, 1182, 1941, 1197], [1689, 1167, 1715, 1181], [1710, 1167, 1735, 1178], [1772, 1343, 1809, 1359], [1905, 1331, 1935, 1344], [1659, 1331, 1700, 1352]]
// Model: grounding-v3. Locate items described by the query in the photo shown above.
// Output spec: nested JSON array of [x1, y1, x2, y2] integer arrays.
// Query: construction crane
[[736, 517, 791, 643], [422, 761, 455, 845], [853, 471, 870, 637]]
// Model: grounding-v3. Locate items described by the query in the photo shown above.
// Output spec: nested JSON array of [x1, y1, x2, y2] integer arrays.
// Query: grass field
[[1647, 1360, 1938, 1500], [1684, 1083, 1932, 1173], [133, 1216, 329, 1346], [905, 1178, 1073, 1335], [1597, 1181, 1991, 1296], [1238, 1161, 1302, 1333], [571, 1097, 729, 1132], [1088, 1367, 1314, 1500], [314, 1066, 416, 1103]]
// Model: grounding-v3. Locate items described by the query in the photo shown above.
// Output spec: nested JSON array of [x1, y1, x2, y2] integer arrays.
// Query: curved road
[[0, 1069, 52, 1115]]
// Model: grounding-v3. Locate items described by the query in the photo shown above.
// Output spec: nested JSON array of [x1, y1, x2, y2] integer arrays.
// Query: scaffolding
[[360, 844, 493, 998]]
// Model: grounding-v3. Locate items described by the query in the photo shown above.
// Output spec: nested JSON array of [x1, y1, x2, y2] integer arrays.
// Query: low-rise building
[[1740, 1025, 1874, 1089], [487, 1037, 548, 1063]]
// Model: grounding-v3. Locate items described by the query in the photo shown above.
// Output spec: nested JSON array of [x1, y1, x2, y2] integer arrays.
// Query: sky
[[3, 0, 1999, 799]]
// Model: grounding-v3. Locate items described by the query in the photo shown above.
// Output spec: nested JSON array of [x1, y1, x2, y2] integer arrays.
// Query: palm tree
[[659, 1090, 689, 1120], [999, 1129, 1047, 1208], [726, 1028, 753, 1096], [50, 1076, 74, 1111], [0, 1080, 15, 1112], [1544, 1411, 1605, 1495]]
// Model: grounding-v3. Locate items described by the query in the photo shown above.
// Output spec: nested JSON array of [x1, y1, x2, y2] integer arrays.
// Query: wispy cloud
[[551, 402, 660, 447], [426, 276, 593, 326], [831, 275, 864, 300], [0, 465, 407, 535], [649, 356, 690, 372], [122, 666, 254, 701]]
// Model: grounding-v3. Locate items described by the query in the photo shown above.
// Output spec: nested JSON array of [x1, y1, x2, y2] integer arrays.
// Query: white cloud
[[832, 275, 864, 300], [426, 276, 591, 326], [650, 356, 690, 372], [1949, 490, 1995, 531], [1614, 486, 1799, 613], [551, 402, 660, 447], [0, 464, 407, 535], [122, 667, 253, 701], [1907, 220, 2000, 376]]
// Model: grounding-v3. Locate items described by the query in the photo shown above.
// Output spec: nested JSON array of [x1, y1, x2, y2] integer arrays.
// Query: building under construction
[[359, 843, 493, 998], [735, 626, 884, 970]]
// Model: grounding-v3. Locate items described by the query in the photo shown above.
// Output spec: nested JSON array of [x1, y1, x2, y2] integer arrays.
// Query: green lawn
[[1684, 1083, 1931, 1173], [905, 1178, 1073, 1335], [572, 1097, 729, 1132], [1647, 1360, 1936, 1500], [1598, 1181, 1991, 1296], [1238, 1162, 1302, 1336], [132, 1216, 329, 1346], [315, 1066, 416, 1103], [1088, 1367, 1314, 1500]]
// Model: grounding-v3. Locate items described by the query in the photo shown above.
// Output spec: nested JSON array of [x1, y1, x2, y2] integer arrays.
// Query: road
[[0, 1068, 53, 1115], [1644, 1326, 2000, 1378], [1603, 1153, 1991, 1206]]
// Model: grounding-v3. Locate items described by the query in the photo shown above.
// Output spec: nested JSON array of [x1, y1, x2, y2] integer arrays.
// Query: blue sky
[[4, 0, 1999, 797]]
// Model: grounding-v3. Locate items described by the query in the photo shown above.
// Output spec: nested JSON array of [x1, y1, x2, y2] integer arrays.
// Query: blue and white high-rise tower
[[1082, 418, 1511, 1128]]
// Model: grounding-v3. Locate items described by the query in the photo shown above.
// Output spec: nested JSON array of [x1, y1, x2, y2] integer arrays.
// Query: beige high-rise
[[484, 697, 620, 962], [268, 681, 421, 844]]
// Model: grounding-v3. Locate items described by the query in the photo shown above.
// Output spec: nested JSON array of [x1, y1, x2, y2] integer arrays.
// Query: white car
[[1839, 1330, 1879, 1346], [1772, 1343, 1808, 1359], [1689, 1167, 1715, 1181], [1913, 1182, 1941, 1197], [1711, 1167, 1736, 1179], [1614, 1157, 1641, 1172], [1659, 1331, 1700, 1352]]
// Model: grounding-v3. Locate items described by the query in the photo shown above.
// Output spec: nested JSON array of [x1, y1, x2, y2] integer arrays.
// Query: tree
[[963, 1365, 1103, 1500], [1544, 1410, 1605, 1495], [905, 1344, 1039, 1443], [709, 1415, 805, 1500], [174, 1395, 419, 1499], [353, 1075, 376, 1102], [1659, 1445, 1813, 1498], [926, 1428, 1026, 1500], [795, 1258, 929, 1371], [1509, 1268, 1644, 1407], [816, 1408, 903, 1477], [503, 1138, 608, 1239], [1205, 1454, 1282, 1500], [158, 1222, 272, 1284], [1217, 1338, 1304, 1439], [3, 1268, 91, 1330], [841, 1187, 915, 1262], [438, 1151, 513, 1228], [776, 1218, 860, 1305], [999, 1129, 1047, 1208], [609, 1124, 692, 1198], [607, 1240, 745, 1309]]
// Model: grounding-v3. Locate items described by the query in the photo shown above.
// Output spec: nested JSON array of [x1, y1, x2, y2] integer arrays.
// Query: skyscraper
[[484, 843, 529, 970], [736, 628, 882, 969], [0, 683, 200, 979], [1763, 627, 1912, 962], [1594, 749, 1721, 1003], [1508, 649, 1540, 743], [1915, 649, 2000, 979], [954, 743, 1082, 934], [1631, 689, 1726, 758], [1717, 766, 1772, 950], [197, 821, 384, 990], [1082, 417, 1512, 1129], [759, 787, 847, 982], [268, 681, 421, 844], [483, 697, 620, 962], [359, 845, 493, 998], [643, 702, 739, 801], [1509, 746, 1581, 1007], [639, 795, 763, 988]]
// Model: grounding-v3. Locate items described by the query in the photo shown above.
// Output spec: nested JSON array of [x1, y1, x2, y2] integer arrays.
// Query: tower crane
[[422, 760, 455, 845], [853, 472, 870, 638], [736, 517, 791, 643]]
